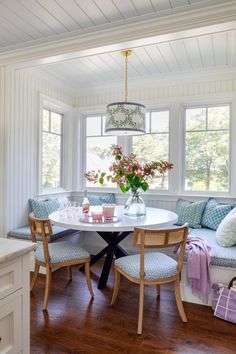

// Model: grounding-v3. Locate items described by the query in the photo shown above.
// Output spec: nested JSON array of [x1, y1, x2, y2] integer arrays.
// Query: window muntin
[[86, 115, 117, 188], [132, 110, 170, 190], [184, 105, 230, 192], [41, 108, 63, 189]]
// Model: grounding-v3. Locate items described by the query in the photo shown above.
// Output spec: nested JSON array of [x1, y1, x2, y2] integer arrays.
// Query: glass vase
[[124, 189, 146, 217]]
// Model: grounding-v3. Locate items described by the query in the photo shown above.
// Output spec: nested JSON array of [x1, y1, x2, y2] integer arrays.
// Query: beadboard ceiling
[[0, 0, 224, 50], [29, 29, 236, 91], [1, 0, 236, 92]]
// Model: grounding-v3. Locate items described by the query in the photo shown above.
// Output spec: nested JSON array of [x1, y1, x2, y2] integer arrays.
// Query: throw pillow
[[216, 208, 236, 247], [29, 198, 60, 219], [176, 199, 207, 228], [88, 193, 116, 206], [201, 198, 234, 231]]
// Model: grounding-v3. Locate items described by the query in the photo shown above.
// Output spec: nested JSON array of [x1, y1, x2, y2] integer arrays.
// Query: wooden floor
[[31, 261, 236, 354]]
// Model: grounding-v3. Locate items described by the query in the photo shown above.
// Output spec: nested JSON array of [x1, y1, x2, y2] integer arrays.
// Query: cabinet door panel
[[0, 261, 22, 300], [0, 292, 22, 354]]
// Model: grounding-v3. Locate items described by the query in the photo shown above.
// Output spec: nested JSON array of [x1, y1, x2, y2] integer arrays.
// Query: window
[[184, 105, 230, 192], [41, 108, 63, 189], [132, 110, 169, 190], [86, 115, 117, 187]]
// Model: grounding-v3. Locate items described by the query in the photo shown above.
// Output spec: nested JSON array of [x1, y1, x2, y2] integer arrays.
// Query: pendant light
[[105, 50, 146, 135]]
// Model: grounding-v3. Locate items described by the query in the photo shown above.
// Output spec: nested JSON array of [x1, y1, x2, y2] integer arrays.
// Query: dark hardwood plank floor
[[31, 261, 236, 354]]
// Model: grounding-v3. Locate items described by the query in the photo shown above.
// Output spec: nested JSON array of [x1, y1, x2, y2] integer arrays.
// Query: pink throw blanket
[[185, 237, 212, 303]]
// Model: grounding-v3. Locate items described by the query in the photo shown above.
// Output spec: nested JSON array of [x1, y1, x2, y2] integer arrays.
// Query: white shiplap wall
[[0, 67, 6, 236], [0, 67, 74, 236]]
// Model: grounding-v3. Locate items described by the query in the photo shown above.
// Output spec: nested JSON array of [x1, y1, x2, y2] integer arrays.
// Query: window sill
[[38, 188, 72, 197]]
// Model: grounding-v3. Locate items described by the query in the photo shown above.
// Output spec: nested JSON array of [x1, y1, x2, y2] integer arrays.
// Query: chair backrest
[[29, 212, 53, 263], [133, 224, 188, 278]]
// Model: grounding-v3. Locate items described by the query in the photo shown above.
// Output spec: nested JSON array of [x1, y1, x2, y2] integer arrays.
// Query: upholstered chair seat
[[35, 240, 90, 264], [115, 252, 177, 280], [29, 212, 94, 311]]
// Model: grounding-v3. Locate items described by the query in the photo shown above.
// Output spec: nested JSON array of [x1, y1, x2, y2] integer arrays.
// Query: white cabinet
[[0, 239, 36, 354], [0, 292, 22, 354]]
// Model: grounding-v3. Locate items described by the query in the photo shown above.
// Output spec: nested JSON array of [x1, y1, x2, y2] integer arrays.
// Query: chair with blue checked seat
[[111, 224, 188, 334], [29, 213, 94, 310]]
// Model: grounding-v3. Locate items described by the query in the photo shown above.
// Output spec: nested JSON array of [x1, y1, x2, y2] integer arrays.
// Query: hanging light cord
[[125, 51, 128, 102], [122, 49, 132, 102]]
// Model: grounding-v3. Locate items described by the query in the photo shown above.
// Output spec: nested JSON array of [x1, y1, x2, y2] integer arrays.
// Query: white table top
[[49, 206, 178, 232]]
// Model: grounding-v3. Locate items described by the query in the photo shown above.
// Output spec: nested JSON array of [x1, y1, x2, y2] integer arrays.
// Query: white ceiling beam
[[0, 0, 235, 67]]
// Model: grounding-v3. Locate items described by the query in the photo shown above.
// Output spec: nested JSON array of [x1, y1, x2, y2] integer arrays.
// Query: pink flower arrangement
[[85, 145, 173, 193]]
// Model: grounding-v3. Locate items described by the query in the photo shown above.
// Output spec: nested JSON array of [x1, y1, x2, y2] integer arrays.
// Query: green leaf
[[115, 155, 121, 160], [125, 185, 131, 192], [119, 184, 126, 193], [127, 173, 134, 181], [99, 177, 104, 185], [101, 172, 106, 177], [141, 181, 149, 192], [133, 176, 141, 187]]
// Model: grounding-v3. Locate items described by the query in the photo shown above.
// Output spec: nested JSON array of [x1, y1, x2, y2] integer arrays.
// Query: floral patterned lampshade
[[105, 101, 146, 135], [105, 50, 146, 136]]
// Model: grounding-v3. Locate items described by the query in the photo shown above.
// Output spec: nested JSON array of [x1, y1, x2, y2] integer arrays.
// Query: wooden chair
[[111, 224, 188, 334], [29, 212, 94, 310]]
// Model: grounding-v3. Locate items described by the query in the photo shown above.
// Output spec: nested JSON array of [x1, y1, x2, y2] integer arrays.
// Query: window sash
[[183, 105, 231, 193], [41, 109, 63, 190]]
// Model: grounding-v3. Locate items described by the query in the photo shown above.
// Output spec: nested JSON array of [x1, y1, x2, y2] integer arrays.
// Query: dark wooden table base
[[80, 231, 130, 289]]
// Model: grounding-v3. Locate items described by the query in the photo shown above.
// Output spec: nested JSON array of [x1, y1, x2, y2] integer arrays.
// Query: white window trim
[[38, 94, 73, 195], [82, 107, 171, 194], [78, 94, 236, 199], [182, 102, 232, 197]]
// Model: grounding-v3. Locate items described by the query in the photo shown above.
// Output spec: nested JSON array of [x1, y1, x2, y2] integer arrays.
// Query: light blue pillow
[[201, 198, 234, 231], [88, 193, 116, 206], [176, 199, 207, 229], [29, 198, 60, 219]]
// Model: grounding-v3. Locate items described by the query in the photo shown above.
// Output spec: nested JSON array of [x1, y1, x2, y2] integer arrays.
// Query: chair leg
[[111, 268, 120, 305], [30, 263, 40, 291], [156, 284, 160, 298], [43, 265, 52, 311], [85, 262, 94, 298], [138, 283, 145, 334], [68, 266, 72, 280], [174, 279, 187, 323]]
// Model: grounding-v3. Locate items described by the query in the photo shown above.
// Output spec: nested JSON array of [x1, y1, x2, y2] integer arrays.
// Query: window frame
[[84, 113, 121, 191], [41, 108, 63, 190], [182, 103, 231, 195], [38, 95, 73, 195], [131, 109, 171, 191], [83, 108, 171, 193]]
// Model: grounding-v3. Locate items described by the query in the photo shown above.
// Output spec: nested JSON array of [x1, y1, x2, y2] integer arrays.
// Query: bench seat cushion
[[8, 226, 77, 242], [189, 228, 236, 268]]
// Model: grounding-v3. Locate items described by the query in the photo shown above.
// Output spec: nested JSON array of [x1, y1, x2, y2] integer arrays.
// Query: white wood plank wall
[[0, 67, 74, 236]]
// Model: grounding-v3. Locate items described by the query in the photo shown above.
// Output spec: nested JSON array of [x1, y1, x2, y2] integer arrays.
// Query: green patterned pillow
[[29, 198, 60, 219], [176, 199, 207, 229], [201, 198, 234, 231], [88, 193, 116, 206]]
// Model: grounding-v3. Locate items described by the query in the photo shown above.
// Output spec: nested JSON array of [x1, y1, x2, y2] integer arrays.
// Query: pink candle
[[102, 204, 115, 219], [91, 211, 103, 221]]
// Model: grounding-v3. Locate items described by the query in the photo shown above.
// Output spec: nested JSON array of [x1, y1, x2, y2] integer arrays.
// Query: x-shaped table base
[[80, 231, 131, 289]]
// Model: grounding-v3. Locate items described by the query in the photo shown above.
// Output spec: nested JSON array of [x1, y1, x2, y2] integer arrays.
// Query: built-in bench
[[8, 225, 77, 242]]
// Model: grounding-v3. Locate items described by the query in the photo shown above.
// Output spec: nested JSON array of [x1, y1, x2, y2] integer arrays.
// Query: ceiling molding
[[28, 66, 236, 97], [0, 0, 236, 67]]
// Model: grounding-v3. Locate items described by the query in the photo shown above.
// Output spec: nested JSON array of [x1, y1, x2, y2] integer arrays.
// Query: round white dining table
[[49, 206, 178, 289]]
